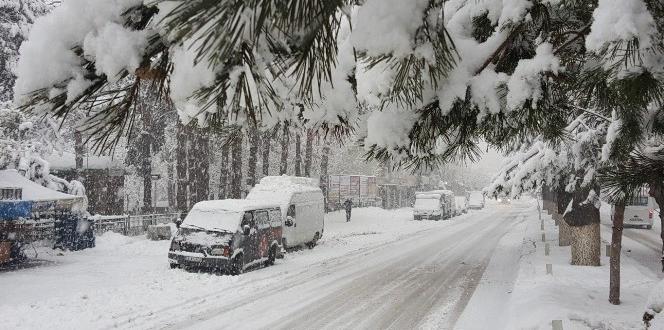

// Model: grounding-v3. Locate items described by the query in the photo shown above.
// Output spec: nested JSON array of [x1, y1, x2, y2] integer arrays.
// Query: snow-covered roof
[[415, 192, 442, 199], [430, 189, 455, 196], [191, 199, 280, 213], [247, 175, 322, 206], [46, 151, 123, 170], [0, 169, 83, 202]]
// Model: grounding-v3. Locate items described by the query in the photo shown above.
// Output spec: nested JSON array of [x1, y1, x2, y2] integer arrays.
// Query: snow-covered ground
[[6, 200, 657, 329], [497, 202, 661, 330], [1, 204, 528, 329]]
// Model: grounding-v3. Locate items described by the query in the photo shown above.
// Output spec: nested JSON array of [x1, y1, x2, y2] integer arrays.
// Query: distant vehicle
[[246, 176, 325, 249], [499, 197, 511, 205], [617, 189, 656, 229], [168, 200, 283, 274], [432, 190, 456, 218], [414, 192, 444, 220], [468, 191, 485, 210], [455, 196, 468, 214]]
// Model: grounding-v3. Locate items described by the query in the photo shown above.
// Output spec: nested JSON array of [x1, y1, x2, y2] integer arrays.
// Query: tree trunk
[[230, 133, 243, 199], [649, 184, 664, 272], [556, 188, 573, 246], [141, 105, 153, 213], [74, 130, 84, 179], [564, 179, 601, 266], [294, 133, 302, 177], [247, 126, 259, 187], [262, 132, 270, 177], [304, 129, 313, 177], [320, 144, 330, 212], [279, 123, 289, 175], [609, 201, 625, 305], [187, 125, 201, 205], [570, 222, 601, 266], [176, 122, 188, 213], [219, 139, 229, 199], [194, 129, 210, 203]]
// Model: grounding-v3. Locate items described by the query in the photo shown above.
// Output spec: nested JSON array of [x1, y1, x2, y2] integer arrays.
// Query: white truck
[[246, 176, 325, 248], [413, 192, 444, 220]]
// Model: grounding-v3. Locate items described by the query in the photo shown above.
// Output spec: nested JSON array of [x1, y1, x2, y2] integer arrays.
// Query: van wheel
[[307, 232, 320, 249], [265, 246, 276, 266], [229, 255, 244, 275]]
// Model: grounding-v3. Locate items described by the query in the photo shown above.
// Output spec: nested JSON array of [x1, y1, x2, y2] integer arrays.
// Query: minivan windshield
[[182, 208, 242, 233], [414, 198, 439, 210]]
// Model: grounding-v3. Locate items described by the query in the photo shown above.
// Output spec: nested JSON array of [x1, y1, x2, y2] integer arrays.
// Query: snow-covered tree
[[0, 0, 49, 102]]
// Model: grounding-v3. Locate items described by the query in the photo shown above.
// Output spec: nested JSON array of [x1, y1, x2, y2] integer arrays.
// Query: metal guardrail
[[6, 213, 181, 243], [95, 213, 180, 236]]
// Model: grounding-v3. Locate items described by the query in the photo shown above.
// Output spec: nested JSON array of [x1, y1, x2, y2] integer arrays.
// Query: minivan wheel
[[229, 255, 244, 275], [265, 246, 276, 266], [307, 232, 320, 249]]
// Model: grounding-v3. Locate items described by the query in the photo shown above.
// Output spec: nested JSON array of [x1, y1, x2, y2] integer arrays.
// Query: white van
[[431, 190, 456, 218], [468, 191, 485, 210], [414, 192, 444, 220], [246, 176, 325, 248], [455, 195, 468, 214], [617, 189, 657, 229]]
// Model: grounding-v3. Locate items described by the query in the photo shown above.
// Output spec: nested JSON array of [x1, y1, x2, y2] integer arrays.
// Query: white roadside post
[[545, 243, 550, 256], [552, 319, 563, 330], [546, 263, 552, 275]]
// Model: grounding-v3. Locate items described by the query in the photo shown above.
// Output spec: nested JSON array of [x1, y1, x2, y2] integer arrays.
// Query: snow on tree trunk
[[176, 122, 189, 213], [320, 143, 330, 212], [304, 129, 313, 177], [565, 185, 601, 266], [649, 184, 664, 272], [556, 188, 573, 246], [609, 201, 625, 305], [294, 133, 302, 177], [262, 131, 270, 177], [247, 125, 259, 187], [279, 123, 289, 175], [230, 133, 243, 198], [219, 139, 229, 199]]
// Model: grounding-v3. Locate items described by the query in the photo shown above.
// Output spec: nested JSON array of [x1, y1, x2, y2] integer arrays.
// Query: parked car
[[414, 192, 444, 220], [468, 191, 485, 210], [431, 190, 456, 218], [168, 200, 283, 274], [455, 196, 468, 214], [246, 176, 325, 249], [616, 189, 657, 229]]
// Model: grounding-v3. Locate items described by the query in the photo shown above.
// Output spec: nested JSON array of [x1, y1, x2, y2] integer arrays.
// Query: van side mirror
[[243, 224, 251, 235], [285, 217, 294, 227]]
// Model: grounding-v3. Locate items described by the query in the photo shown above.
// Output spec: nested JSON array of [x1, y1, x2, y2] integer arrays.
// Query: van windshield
[[415, 198, 439, 210], [182, 209, 241, 233]]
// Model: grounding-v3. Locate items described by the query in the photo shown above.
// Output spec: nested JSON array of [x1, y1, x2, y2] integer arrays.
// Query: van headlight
[[210, 246, 230, 257]]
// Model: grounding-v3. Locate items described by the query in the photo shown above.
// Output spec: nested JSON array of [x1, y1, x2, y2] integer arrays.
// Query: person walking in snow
[[344, 199, 353, 222]]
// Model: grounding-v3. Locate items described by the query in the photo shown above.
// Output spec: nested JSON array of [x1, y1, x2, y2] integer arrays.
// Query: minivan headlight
[[210, 246, 230, 257]]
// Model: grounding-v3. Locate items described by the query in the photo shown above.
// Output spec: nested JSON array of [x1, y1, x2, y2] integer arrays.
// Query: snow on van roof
[[415, 193, 441, 199], [191, 199, 279, 212], [246, 175, 322, 206]]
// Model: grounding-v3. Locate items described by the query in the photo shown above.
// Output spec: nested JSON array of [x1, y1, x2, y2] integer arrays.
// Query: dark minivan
[[168, 199, 283, 274]]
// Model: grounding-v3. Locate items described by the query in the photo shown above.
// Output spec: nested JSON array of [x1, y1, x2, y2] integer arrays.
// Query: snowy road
[[1, 203, 533, 330], [148, 204, 528, 330]]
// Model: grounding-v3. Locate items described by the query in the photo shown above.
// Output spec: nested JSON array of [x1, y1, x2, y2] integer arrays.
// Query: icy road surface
[[1, 202, 532, 330]]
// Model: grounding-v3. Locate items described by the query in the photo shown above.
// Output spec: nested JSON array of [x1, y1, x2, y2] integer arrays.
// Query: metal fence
[[94, 213, 180, 236]]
